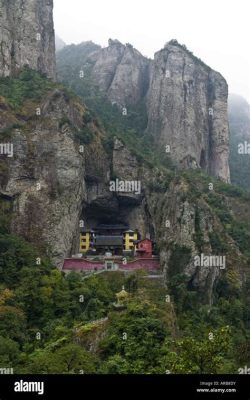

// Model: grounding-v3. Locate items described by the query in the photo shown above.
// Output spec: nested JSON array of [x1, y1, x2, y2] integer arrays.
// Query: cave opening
[[75, 196, 155, 258]]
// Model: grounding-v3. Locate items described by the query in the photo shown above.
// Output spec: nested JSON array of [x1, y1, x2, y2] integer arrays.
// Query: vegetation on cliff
[[0, 229, 244, 373], [0, 70, 250, 374]]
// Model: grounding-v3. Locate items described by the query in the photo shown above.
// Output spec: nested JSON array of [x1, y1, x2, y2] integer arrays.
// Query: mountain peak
[[108, 38, 123, 47], [165, 38, 182, 47]]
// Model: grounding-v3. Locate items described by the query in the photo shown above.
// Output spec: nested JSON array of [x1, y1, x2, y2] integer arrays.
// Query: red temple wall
[[63, 258, 160, 271]]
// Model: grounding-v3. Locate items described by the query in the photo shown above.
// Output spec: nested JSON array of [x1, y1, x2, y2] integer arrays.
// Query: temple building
[[135, 239, 153, 258], [123, 230, 138, 251], [79, 224, 138, 255], [79, 229, 95, 253], [64, 227, 160, 272]]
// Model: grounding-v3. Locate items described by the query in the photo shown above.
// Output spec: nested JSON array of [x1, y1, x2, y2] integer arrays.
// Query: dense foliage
[[0, 67, 58, 109], [0, 224, 249, 374]]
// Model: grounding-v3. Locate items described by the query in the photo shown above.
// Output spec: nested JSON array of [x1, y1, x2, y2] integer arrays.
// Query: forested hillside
[[0, 69, 250, 374]]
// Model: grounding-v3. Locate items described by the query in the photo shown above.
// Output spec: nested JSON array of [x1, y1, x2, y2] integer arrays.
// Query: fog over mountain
[[55, 35, 66, 52], [228, 94, 250, 134], [53, 0, 250, 103], [228, 94, 250, 189]]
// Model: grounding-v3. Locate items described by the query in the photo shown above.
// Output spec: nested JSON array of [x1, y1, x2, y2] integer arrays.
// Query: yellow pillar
[[80, 232, 90, 253], [123, 231, 138, 251]]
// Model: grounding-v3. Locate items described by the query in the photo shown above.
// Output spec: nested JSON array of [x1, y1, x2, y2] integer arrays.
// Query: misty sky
[[54, 0, 250, 102]]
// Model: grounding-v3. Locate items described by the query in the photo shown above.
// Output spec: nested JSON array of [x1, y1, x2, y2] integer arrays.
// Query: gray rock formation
[[147, 41, 230, 183], [0, 87, 246, 302], [145, 177, 246, 305], [0, 2, 241, 303], [67, 39, 230, 182], [0, 0, 56, 79], [87, 39, 150, 106], [2, 90, 87, 264], [0, 92, 151, 267]]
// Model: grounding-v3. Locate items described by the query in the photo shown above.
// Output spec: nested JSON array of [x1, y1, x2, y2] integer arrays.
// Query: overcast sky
[[54, 0, 250, 102]]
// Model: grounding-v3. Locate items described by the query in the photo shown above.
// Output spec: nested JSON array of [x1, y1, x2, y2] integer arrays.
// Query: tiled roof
[[95, 235, 124, 246], [96, 224, 129, 230]]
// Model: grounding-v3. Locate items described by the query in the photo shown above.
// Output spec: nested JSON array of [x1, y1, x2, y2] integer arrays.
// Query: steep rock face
[[0, 91, 152, 267], [0, 0, 241, 304], [87, 39, 150, 106], [145, 178, 246, 305], [112, 138, 153, 239], [59, 39, 230, 182], [81, 136, 154, 246], [0, 85, 247, 301], [146, 41, 230, 182], [0, 0, 56, 79], [2, 90, 86, 265]]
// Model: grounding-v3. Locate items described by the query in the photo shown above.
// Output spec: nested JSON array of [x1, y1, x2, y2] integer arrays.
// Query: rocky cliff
[[85, 39, 150, 106], [0, 76, 247, 305], [0, 0, 56, 79], [58, 39, 230, 182], [3, 78, 250, 314], [0, 6, 247, 306], [0, 75, 152, 267], [147, 40, 230, 183]]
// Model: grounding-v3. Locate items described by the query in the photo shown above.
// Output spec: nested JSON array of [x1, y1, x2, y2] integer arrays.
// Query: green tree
[[99, 302, 167, 373], [161, 326, 232, 373], [0, 336, 20, 366], [55, 344, 97, 373]]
